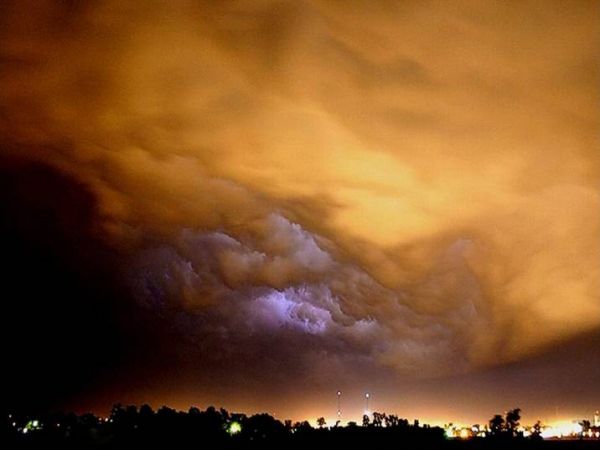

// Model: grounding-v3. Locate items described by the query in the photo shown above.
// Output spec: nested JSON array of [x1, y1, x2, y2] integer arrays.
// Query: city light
[[228, 421, 242, 435], [541, 421, 583, 439], [23, 419, 42, 433]]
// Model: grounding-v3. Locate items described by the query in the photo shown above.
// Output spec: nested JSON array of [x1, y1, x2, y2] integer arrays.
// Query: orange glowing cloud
[[1, 0, 598, 383]]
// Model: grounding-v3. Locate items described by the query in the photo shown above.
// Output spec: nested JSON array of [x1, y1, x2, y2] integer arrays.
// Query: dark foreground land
[[3, 406, 600, 449], [5, 432, 600, 450], [448, 442, 600, 450]]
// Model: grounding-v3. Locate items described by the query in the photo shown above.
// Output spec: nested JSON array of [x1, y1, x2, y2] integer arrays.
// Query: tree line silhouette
[[2, 404, 596, 449]]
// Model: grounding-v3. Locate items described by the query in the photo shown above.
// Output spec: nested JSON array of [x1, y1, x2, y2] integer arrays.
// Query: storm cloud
[[1, 0, 599, 420]]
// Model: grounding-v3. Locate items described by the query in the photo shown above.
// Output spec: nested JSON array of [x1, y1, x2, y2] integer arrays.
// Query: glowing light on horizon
[[228, 421, 242, 435], [541, 421, 583, 439]]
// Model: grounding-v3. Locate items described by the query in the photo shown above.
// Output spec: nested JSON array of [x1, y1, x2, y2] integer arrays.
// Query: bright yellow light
[[228, 421, 242, 435]]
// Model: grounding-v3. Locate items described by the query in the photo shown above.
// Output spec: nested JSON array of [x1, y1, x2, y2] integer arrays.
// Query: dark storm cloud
[[1, 0, 599, 420], [131, 213, 470, 381]]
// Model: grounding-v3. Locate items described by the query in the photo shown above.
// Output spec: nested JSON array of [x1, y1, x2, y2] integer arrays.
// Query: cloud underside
[[1, 0, 599, 381]]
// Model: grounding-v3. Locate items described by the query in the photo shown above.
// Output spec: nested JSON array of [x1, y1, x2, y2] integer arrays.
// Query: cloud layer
[[1, 0, 599, 392]]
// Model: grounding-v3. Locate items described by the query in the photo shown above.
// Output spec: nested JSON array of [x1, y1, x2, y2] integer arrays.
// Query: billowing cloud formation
[[132, 213, 470, 377], [1, 0, 599, 389]]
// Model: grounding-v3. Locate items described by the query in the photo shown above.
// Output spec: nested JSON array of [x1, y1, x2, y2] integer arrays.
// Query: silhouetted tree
[[531, 420, 543, 440], [372, 412, 385, 427], [384, 414, 396, 427], [505, 408, 521, 436], [138, 404, 154, 431], [2, 404, 453, 448], [293, 420, 312, 433], [219, 407, 231, 422], [362, 414, 370, 427], [110, 404, 124, 422], [243, 413, 286, 442], [489, 414, 505, 435], [580, 420, 591, 432]]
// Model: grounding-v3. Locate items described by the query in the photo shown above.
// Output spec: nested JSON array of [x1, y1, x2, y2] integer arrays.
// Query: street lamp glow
[[228, 421, 242, 435], [364, 392, 370, 416]]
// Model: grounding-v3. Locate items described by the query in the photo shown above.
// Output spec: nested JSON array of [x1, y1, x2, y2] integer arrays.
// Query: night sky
[[1, 0, 599, 426]]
